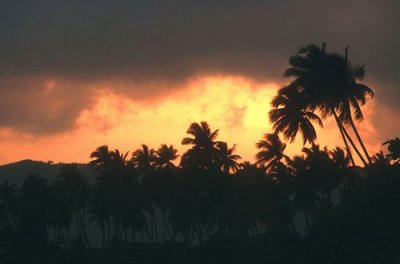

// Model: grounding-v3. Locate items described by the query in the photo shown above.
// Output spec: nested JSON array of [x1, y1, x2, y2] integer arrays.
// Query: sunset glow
[[0, 75, 381, 165]]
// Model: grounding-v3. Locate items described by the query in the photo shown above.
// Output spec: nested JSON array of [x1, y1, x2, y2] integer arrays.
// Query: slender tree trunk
[[332, 110, 367, 166], [349, 117, 372, 164], [332, 111, 356, 166]]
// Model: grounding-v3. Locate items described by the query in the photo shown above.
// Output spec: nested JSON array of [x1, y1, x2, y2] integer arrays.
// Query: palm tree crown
[[256, 133, 289, 172], [131, 144, 156, 172], [215, 142, 241, 174], [155, 144, 179, 169], [270, 90, 323, 145]]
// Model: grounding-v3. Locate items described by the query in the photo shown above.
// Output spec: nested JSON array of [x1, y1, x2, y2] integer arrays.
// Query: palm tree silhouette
[[181, 121, 220, 169], [269, 89, 323, 145], [383, 137, 400, 163], [155, 144, 179, 169], [48, 181, 72, 247], [215, 142, 241, 174], [337, 47, 374, 164], [256, 133, 289, 172], [58, 164, 89, 247], [330, 147, 351, 169], [131, 144, 156, 174], [89, 145, 112, 173], [287, 155, 318, 230], [282, 43, 374, 165]]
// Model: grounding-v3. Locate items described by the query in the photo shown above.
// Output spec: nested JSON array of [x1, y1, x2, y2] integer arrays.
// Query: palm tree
[[302, 144, 338, 211], [287, 155, 318, 230], [58, 164, 89, 247], [88, 188, 110, 248], [383, 137, 400, 163], [131, 145, 159, 242], [282, 43, 374, 165], [131, 144, 156, 173], [330, 147, 351, 169], [215, 142, 241, 174], [48, 181, 72, 247], [337, 47, 374, 164], [181, 121, 220, 169], [269, 90, 323, 145], [89, 145, 112, 173], [255, 133, 289, 172], [330, 147, 353, 192], [155, 144, 179, 169]]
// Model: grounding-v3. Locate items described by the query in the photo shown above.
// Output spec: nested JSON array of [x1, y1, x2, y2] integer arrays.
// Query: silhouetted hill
[[0, 159, 93, 185]]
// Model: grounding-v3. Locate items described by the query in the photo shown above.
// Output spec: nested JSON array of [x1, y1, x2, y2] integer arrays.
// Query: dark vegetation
[[1, 44, 400, 263]]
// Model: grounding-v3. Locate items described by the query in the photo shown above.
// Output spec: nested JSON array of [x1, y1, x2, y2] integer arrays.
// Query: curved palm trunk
[[332, 110, 367, 166], [334, 123, 355, 167], [348, 117, 372, 164], [340, 121, 368, 166]]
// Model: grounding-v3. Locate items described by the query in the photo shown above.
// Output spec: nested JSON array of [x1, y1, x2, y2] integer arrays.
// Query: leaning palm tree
[[215, 142, 242, 174], [255, 133, 289, 172], [336, 47, 374, 164], [89, 145, 112, 173], [282, 43, 374, 165], [269, 89, 323, 145]]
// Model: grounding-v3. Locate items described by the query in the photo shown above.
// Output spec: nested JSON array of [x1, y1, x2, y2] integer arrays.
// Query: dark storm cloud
[[0, 0, 398, 134]]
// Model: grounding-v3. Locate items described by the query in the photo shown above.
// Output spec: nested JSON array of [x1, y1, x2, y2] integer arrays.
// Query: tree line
[[1, 43, 400, 263]]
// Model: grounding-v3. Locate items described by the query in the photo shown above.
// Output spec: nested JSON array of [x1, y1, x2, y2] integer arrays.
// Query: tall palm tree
[[337, 47, 374, 163], [215, 142, 241, 174], [255, 133, 289, 172], [269, 90, 323, 145], [287, 155, 319, 230], [282, 43, 374, 165], [131, 145, 159, 242], [329, 147, 354, 192], [58, 164, 89, 247], [155, 144, 179, 169]]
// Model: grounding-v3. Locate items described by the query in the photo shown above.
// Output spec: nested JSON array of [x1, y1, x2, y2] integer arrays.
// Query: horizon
[[0, 1, 399, 165]]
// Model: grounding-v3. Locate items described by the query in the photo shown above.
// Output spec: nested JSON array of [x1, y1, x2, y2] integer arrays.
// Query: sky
[[0, 0, 399, 165]]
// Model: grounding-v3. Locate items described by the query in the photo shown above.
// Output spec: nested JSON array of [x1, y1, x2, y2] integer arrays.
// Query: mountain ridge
[[0, 159, 93, 185]]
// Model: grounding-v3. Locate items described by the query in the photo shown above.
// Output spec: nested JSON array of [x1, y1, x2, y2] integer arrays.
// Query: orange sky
[[0, 75, 382, 165]]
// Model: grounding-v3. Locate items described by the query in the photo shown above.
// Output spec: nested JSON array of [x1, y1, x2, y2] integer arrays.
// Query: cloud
[[0, 0, 398, 135], [0, 76, 94, 134]]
